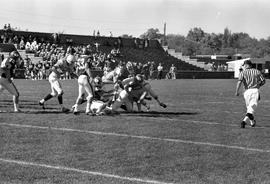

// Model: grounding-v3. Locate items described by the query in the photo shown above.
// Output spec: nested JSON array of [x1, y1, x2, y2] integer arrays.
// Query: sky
[[0, 0, 269, 39]]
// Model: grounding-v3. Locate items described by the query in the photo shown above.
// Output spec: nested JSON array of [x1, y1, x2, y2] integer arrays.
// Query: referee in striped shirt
[[235, 60, 266, 128]]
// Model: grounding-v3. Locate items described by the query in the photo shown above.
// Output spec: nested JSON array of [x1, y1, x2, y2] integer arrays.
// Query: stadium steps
[[166, 48, 206, 70], [118, 47, 204, 71]]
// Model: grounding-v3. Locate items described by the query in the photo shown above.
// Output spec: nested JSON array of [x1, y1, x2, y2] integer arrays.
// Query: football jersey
[[0, 58, 14, 79], [239, 68, 265, 89], [76, 57, 90, 76], [51, 59, 71, 77]]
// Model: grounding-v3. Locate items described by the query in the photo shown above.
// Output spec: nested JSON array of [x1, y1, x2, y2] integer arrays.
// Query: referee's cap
[[242, 60, 252, 66]]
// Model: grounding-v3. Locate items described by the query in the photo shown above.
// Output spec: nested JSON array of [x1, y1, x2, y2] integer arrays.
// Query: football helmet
[[10, 51, 20, 59]]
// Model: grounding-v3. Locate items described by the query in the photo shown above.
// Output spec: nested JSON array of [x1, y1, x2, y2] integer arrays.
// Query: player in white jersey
[[235, 60, 265, 128], [71, 55, 95, 115], [71, 74, 116, 115], [39, 54, 76, 112], [0, 51, 21, 112]]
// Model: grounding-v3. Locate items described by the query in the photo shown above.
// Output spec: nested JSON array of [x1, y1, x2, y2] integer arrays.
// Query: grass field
[[0, 79, 270, 184]]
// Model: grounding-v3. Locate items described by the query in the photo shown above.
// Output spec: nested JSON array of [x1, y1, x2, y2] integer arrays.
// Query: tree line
[[137, 27, 270, 58]]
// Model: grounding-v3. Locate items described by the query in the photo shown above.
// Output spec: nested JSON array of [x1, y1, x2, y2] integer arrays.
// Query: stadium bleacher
[[0, 29, 204, 73]]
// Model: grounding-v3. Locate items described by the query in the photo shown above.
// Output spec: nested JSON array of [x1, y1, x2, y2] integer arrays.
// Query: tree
[[182, 40, 200, 56], [154, 26, 270, 58], [222, 27, 231, 48], [166, 34, 185, 50], [120, 34, 133, 38], [186, 27, 205, 42], [140, 28, 163, 40]]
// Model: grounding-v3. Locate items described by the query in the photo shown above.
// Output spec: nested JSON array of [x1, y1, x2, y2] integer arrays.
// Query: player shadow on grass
[[0, 99, 35, 103], [121, 111, 198, 118], [25, 110, 70, 114]]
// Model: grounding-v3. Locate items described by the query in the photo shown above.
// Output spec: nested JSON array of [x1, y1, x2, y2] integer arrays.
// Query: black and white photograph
[[0, 0, 270, 183]]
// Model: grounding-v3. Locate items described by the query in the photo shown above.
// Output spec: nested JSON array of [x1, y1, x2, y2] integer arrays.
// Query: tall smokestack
[[164, 22, 166, 46]]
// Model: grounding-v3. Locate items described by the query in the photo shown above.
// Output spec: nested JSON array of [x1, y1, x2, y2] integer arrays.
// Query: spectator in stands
[[13, 35, 19, 47], [19, 36, 25, 49], [94, 42, 100, 52], [169, 64, 177, 79], [1, 33, 7, 43], [25, 41, 31, 53], [44, 60, 51, 79], [134, 38, 138, 48], [149, 62, 155, 80], [7, 23, 11, 30], [110, 48, 118, 57], [52, 33, 58, 44], [141, 62, 150, 80], [117, 37, 122, 49], [144, 39, 149, 48], [210, 62, 216, 71], [224, 64, 228, 71], [136, 62, 143, 74], [157, 63, 163, 80], [103, 61, 112, 76]]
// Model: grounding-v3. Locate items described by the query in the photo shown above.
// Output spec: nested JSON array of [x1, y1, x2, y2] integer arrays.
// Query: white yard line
[[0, 158, 174, 184], [124, 116, 270, 129], [0, 122, 270, 153]]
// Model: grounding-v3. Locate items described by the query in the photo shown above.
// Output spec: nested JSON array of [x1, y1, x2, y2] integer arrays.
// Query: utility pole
[[163, 22, 167, 46]]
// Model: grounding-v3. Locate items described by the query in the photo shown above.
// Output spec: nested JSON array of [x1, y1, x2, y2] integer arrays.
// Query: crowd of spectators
[[0, 25, 177, 80], [209, 63, 228, 72]]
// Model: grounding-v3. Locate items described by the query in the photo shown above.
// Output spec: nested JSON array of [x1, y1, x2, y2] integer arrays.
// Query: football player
[[38, 53, 76, 112], [111, 74, 167, 112], [0, 51, 22, 112], [71, 55, 94, 115]]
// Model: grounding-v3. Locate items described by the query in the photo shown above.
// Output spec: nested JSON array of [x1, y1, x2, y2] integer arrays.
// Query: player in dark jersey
[[0, 51, 22, 112]]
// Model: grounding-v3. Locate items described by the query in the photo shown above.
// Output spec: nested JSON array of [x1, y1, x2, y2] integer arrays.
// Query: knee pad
[[51, 92, 57, 97], [59, 90, 64, 96]]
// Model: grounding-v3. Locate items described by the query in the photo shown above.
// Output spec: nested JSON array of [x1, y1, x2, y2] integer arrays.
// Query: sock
[[58, 95, 63, 105], [243, 116, 249, 123], [43, 94, 53, 102], [246, 113, 254, 120], [14, 103, 19, 111]]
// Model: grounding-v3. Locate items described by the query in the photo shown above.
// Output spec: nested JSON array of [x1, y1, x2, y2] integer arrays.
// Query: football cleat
[[96, 112, 105, 116], [71, 105, 79, 115], [61, 107, 70, 113], [39, 101, 45, 109], [160, 102, 167, 108], [86, 111, 94, 116], [14, 109, 22, 113], [250, 120, 256, 127]]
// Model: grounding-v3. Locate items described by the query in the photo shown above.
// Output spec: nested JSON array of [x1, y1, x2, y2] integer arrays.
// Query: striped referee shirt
[[238, 68, 265, 89]]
